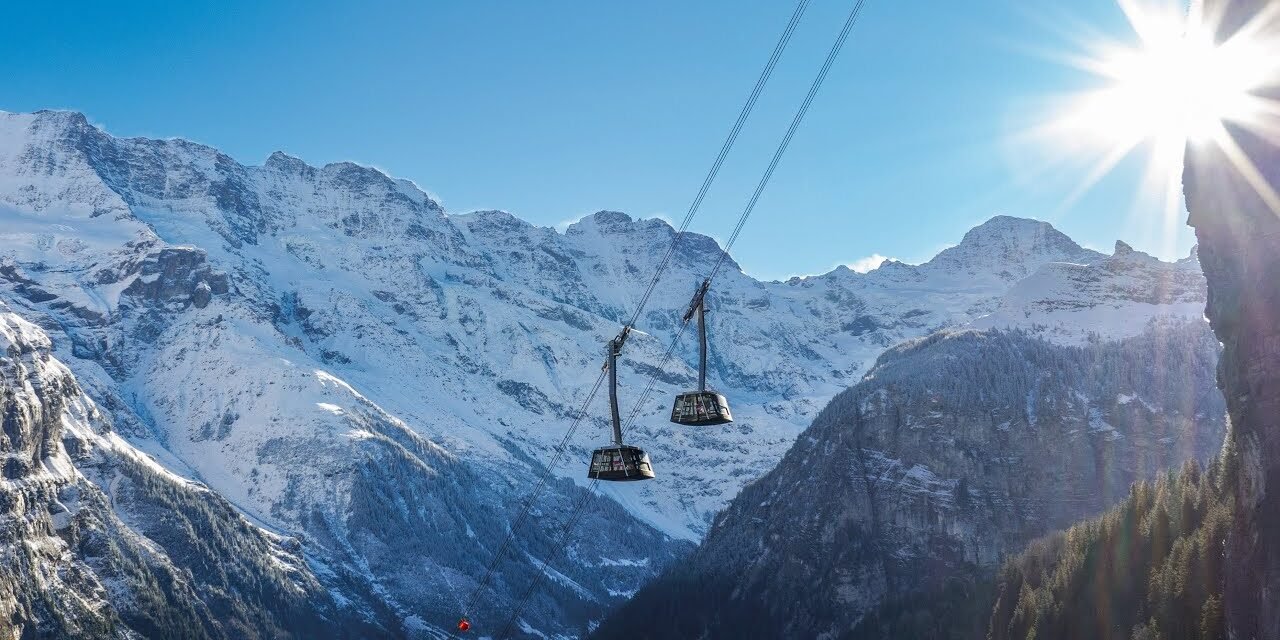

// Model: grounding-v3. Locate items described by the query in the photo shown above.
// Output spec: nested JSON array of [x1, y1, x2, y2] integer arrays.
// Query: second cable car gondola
[[588, 332, 655, 481], [671, 279, 733, 426]]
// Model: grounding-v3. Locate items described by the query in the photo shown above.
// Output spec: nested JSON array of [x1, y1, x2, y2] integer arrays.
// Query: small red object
[[457, 618, 471, 632]]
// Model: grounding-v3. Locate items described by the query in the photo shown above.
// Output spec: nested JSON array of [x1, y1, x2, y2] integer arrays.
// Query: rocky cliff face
[[1183, 2, 1280, 637], [0, 108, 1217, 637], [972, 241, 1206, 344], [594, 320, 1225, 639], [0, 303, 395, 638]]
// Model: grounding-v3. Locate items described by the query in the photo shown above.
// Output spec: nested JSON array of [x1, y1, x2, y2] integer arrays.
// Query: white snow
[[971, 243, 1206, 345], [0, 110, 1211, 549], [316, 402, 345, 415], [1088, 408, 1123, 441], [596, 557, 651, 568]]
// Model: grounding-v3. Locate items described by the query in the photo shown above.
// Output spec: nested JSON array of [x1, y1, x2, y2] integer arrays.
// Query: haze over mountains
[[0, 109, 1216, 637]]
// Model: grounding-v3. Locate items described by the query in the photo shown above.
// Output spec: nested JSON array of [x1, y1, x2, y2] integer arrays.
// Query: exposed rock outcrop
[[594, 322, 1225, 639], [119, 247, 229, 309], [0, 304, 395, 638], [0, 107, 1225, 637], [1183, 2, 1280, 637]]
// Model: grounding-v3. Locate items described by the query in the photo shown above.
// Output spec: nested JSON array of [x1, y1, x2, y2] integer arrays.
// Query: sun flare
[[1067, 3, 1269, 147], [1030, 0, 1280, 243]]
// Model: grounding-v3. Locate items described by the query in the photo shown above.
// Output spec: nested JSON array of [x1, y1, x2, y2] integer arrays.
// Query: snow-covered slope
[[972, 240, 1206, 344], [0, 109, 1210, 636], [0, 301, 398, 638], [596, 320, 1225, 640]]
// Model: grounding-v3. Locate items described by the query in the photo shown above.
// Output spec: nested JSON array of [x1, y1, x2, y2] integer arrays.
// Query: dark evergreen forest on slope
[[987, 440, 1234, 640], [842, 440, 1233, 640], [593, 322, 1225, 640]]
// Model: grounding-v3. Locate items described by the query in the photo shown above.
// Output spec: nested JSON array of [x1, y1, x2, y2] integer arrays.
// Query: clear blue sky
[[1, 0, 1195, 280]]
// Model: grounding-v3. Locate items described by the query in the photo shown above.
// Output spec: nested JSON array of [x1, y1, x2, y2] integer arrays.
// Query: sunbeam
[[1022, 0, 1280, 241]]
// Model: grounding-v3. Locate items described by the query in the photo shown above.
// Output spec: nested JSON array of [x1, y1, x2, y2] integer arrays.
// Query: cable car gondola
[[670, 279, 733, 426], [458, 0, 871, 625], [588, 333, 656, 481]]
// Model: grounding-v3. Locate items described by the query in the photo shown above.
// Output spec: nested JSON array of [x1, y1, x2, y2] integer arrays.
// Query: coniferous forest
[[986, 436, 1236, 640], [843, 433, 1234, 640]]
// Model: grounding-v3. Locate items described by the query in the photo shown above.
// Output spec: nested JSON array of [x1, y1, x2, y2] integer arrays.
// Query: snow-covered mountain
[[0, 301, 399, 638], [972, 240, 1206, 344], [0, 109, 1210, 636], [596, 320, 1225, 640]]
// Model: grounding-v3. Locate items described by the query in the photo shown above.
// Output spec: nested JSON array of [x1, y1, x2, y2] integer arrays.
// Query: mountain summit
[[924, 215, 1104, 283], [0, 110, 1213, 637]]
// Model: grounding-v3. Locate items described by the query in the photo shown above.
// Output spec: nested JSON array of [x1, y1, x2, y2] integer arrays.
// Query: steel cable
[[494, 1, 871, 636]]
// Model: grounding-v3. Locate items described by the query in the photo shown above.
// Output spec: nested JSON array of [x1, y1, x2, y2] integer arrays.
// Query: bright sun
[[1067, 1, 1273, 147], [1088, 26, 1247, 143], [1031, 0, 1280, 244]]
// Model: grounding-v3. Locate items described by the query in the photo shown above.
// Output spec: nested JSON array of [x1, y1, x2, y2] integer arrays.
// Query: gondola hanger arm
[[682, 278, 712, 322]]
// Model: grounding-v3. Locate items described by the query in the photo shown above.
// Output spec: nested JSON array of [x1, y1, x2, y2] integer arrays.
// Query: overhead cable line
[[496, 477, 602, 640], [707, 0, 869, 285], [458, 0, 811, 628], [460, 370, 606, 617], [622, 0, 871, 442], [617, 0, 812, 342], [498, 1, 873, 636]]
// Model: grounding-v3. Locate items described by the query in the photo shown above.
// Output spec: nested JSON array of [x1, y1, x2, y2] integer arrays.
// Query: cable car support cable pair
[[454, 1, 812, 632], [491, 0, 871, 635], [457, 370, 607, 623], [617, 0, 813, 338], [622, 0, 871, 453]]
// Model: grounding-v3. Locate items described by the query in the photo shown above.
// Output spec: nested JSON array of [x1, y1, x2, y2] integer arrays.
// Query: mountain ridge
[[7, 109, 1186, 285], [594, 320, 1225, 639], [0, 108, 1216, 636]]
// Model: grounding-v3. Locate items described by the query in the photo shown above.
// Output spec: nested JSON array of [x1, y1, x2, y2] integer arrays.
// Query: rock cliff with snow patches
[[0, 110, 1215, 636]]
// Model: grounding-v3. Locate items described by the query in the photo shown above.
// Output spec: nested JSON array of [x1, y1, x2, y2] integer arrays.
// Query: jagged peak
[[0, 109, 93, 134], [3, 110, 456, 218], [456, 209, 534, 231], [591, 210, 633, 225], [564, 210, 633, 235], [785, 259, 896, 285], [559, 210, 738, 271], [959, 215, 1076, 248], [579, 209, 702, 242], [566, 210, 684, 235], [28, 109, 91, 128], [1103, 240, 1162, 267], [311, 160, 442, 210], [0, 110, 99, 149], [322, 160, 391, 179], [22, 111, 218, 155], [925, 215, 1099, 274], [264, 150, 312, 174]]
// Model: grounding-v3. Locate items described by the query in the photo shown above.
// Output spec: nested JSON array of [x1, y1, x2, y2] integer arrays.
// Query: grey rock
[[1184, 1, 1280, 634]]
